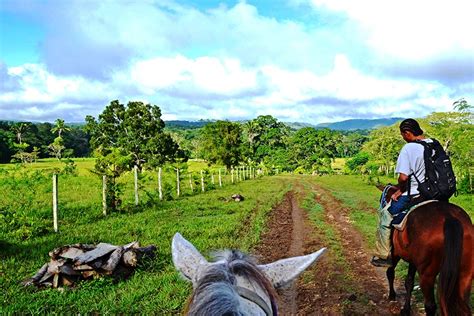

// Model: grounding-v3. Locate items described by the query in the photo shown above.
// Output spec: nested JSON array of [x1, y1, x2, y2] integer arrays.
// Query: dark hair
[[399, 118, 423, 136]]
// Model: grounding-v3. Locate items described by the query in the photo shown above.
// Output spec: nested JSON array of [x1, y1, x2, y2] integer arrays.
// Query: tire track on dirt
[[254, 179, 412, 315], [309, 182, 411, 315]]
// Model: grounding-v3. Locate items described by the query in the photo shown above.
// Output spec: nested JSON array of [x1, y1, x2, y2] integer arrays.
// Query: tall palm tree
[[51, 119, 70, 138], [12, 123, 29, 144]]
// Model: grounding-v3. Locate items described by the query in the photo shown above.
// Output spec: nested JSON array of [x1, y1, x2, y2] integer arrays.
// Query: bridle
[[235, 285, 275, 316]]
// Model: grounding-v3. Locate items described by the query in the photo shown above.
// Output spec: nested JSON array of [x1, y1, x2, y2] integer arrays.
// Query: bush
[[346, 152, 370, 173]]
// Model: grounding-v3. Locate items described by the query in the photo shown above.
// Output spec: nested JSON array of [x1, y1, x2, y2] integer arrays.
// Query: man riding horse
[[371, 118, 435, 267]]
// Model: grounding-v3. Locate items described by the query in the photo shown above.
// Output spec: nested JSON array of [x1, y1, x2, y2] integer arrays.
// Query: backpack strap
[[410, 139, 433, 196]]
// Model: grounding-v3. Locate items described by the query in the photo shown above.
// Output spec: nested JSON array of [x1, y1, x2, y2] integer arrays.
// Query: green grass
[[0, 160, 289, 313], [1, 163, 471, 313]]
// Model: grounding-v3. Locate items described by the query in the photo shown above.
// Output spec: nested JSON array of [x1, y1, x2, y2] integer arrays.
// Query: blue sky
[[0, 0, 473, 123]]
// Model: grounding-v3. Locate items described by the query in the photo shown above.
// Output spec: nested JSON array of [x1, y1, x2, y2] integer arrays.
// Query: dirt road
[[253, 178, 417, 315]]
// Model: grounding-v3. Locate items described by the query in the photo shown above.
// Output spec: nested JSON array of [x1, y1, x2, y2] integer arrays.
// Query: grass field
[[1, 160, 472, 313], [1, 160, 289, 313]]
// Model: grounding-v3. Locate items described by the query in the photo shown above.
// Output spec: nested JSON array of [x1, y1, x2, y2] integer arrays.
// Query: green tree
[[48, 137, 65, 160], [199, 120, 242, 169], [0, 124, 15, 163], [12, 122, 29, 145], [242, 115, 290, 164], [86, 100, 184, 209], [86, 100, 184, 170], [51, 119, 71, 138], [363, 124, 404, 176], [288, 127, 338, 172], [346, 151, 370, 173], [420, 100, 473, 192], [336, 132, 367, 157]]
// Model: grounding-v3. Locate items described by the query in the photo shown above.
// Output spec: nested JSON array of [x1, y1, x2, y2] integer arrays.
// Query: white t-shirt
[[395, 139, 432, 195]]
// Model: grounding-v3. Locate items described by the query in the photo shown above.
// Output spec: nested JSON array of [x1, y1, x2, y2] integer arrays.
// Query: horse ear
[[258, 248, 326, 288], [376, 184, 386, 191], [172, 233, 208, 283]]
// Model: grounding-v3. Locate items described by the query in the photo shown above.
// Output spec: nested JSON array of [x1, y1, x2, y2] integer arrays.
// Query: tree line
[[2, 98, 471, 195], [0, 120, 90, 163], [0, 104, 367, 170]]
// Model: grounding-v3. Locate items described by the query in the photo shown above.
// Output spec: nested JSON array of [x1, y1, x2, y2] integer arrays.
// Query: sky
[[0, 0, 473, 124]]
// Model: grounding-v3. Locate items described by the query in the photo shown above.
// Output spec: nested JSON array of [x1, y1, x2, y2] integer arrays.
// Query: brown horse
[[382, 185, 473, 315]]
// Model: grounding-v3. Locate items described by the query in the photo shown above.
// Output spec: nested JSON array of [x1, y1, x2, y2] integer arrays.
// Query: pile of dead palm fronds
[[23, 241, 156, 288]]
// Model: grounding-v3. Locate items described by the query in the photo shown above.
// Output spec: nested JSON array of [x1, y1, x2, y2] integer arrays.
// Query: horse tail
[[439, 216, 464, 315]]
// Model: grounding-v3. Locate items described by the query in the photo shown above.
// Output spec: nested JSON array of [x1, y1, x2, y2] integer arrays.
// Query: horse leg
[[387, 256, 400, 300], [400, 263, 416, 316], [419, 272, 437, 316]]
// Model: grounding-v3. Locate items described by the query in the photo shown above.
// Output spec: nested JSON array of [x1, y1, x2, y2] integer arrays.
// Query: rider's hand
[[392, 190, 402, 201]]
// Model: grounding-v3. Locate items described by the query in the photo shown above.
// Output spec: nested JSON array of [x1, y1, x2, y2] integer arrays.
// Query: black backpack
[[412, 139, 456, 200]]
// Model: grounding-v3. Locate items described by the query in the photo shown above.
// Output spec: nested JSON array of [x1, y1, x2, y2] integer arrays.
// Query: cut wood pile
[[23, 241, 156, 288]]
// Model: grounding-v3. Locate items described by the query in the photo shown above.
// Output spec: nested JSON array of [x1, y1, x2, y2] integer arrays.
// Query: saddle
[[392, 200, 438, 231]]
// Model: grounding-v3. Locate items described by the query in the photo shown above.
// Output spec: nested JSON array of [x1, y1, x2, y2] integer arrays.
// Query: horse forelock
[[185, 250, 278, 316]]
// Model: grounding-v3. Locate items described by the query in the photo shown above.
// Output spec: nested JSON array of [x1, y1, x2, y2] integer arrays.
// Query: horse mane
[[185, 250, 278, 316]]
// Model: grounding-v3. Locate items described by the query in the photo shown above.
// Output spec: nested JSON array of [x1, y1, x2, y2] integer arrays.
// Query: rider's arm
[[392, 173, 409, 201]]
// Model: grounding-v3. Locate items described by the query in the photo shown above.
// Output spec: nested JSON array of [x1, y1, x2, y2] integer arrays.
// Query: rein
[[235, 286, 274, 316]]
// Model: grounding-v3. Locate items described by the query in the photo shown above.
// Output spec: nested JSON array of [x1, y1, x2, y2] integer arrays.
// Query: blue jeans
[[388, 195, 411, 216]]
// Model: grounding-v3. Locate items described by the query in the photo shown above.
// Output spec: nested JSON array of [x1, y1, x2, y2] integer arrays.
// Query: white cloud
[[128, 56, 259, 96], [1, 64, 116, 105], [1, 53, 464, 123], [310, 0, 474, 61], [2, 1, 472, 123]]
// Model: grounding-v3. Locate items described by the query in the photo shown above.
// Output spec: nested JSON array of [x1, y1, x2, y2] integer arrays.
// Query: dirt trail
[[254, 179, 413, 315], [279, 188, 306, 314]]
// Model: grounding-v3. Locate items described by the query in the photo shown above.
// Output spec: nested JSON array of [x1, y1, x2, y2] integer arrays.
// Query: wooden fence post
[[211, 173, 215, 185], [158, 167, 163, 201], [102, 175, 107, 216], [189, 173, 194, 193], [176, 168, 180, 197], [231, 167, 234, 184], [52, 173, 58, 232], [201, 170, 205, 192], [134, 165, 139, 206], [219, 169, 222, 187]]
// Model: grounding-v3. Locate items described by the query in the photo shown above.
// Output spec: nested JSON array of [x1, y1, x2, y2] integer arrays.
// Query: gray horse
[[172, 233, 326, 315]]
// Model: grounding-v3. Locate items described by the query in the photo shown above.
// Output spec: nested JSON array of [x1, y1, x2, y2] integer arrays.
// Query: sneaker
[[371, 256, 392, 267]]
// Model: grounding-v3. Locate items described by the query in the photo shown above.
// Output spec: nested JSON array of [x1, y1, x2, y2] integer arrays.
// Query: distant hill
[[164, 118, 403, 131], [315, 118, 403, 131], [165, 120, 212, 129], [284, 122, 317, 130]]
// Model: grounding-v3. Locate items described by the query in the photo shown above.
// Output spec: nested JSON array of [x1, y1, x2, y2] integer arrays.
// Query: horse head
[[172, 233, 326, 315]]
